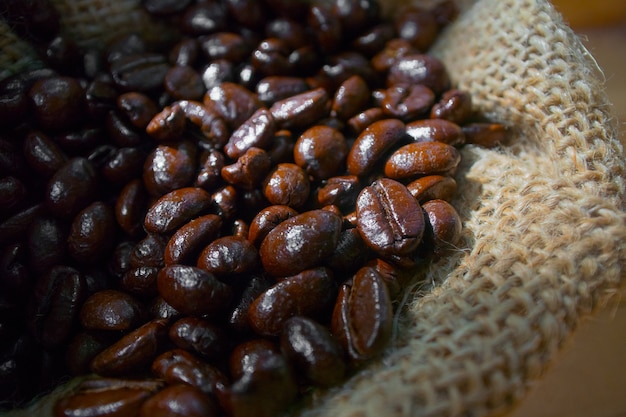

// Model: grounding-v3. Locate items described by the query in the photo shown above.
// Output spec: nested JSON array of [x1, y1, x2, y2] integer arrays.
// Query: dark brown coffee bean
[[371, 38, 417, 74], [45, 157, 99, 219], [405, 118, 465, 146], [351, 23, 396, 57], [144, 187, 212, 234], [430, 89, 473, 124], [181, 2, 228, 35], [294, 125, 348, 180], [55, 127, 106, 155], [0, 76, 28, 127], [462, 122, 508, 148], [356, 178, 425, 256], [139, 384, 220, 417], [130, 234, 169, 269], [169, 38, 199, 67], [421, 199, 463, 258], [306, 4, 342, 55], [316, 175, 361, 213], [101, 147, 146, 185], [248, 267, 337, 336], [54, 379, 161, 417], [157, 265, 232, 316], [384, 141, 461, 180], [145, 103, 187, 142], [199, 32, 252, 62], [204, 82, 262, 130], [27, 265, 87, 349], [152, 349, 228, 395], [221, 147, 272, 190], [149, 296, 181, 321], [67, 201, 117, 263], [395, 6, 438, 51], [324, 227, 372, 275], [228, 339, 279, 381], [169, 317, 228, 359], [195, 149, 226, 191], [247, 205, 298, 247], [380, 84, 435, 121], [265, 129, 294, 165], [121, 266, 160, 299], [176, 100, 231, 148], [0, 204, 45, 246], [26, 214, 67, 274], [197, 235, 259, 277], [269, 87, 330, 130], [22, 130, 68, 177], [255, 76, 309, 105], [346, 107, 385, 135], [115, 179, 149, 238], [387, 53, 450, 95], [90, 318, 169, 376], [331, 75, 371, 121], [280, 316, 346, 387], [259, 210, 342, 277], [406, 175, 457, 203], [164, 66, 205, 101], [66, 332, 117, 376], [224, 108, 276, 159], [262, 163, 310, 209], [85, 76, 119, 121], [347, 118, 406, 177], [143, 140, 198, 197], [209, 185, 238, 220], [164, 214, 223, 266], [28, 76, 85, 131], [117, 92, 159, 129], [347, 266, 393, 357], [109, 53, 170, 92], [251, 38, 294, 76], [80, 290, 146, 332]]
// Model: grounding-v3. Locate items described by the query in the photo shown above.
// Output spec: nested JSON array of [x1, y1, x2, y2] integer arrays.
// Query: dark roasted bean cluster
[[0, 0, 508, 415]]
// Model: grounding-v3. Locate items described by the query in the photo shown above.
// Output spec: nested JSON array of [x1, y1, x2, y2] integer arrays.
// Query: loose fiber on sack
[[1, 0, 625, 417]]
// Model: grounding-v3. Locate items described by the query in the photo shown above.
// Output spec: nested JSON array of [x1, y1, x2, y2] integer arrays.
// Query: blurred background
[[505, 3, 626, 417]]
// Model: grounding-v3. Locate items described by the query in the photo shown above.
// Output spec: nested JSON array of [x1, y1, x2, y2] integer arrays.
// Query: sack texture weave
[[2, 0, 625, 416]]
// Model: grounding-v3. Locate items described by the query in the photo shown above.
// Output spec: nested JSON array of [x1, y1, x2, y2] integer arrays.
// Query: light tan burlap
[[1, 1, 625, 416]]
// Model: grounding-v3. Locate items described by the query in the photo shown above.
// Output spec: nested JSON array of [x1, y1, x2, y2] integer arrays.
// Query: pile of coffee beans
[[0, 0, 507, 416]]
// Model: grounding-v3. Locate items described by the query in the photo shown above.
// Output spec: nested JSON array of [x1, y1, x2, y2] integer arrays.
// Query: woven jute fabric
[[2, 0, 625, 416]]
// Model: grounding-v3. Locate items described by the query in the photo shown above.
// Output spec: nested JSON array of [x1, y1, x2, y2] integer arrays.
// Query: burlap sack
[[1, 0, 625, 416]]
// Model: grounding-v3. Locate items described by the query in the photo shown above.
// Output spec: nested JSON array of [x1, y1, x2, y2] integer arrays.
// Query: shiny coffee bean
[[269, 87, 331, 130], [130, 234, 168, 269], [395, 6, 439, 51], [462, 122, 508, 148], [144, 187, 212, 234], [247, 205, 298, 248], [221, 147, 272, 190], [421, 199, 463, 258], [26, 214, 67, 274], [121, 266, 160, 299], [228, 339, 279, 381], [406, 175, 457, 203], [181, 2, 228, 35], [346, 107, 385, 135], [248, 267, 337, 336], [262, 163, 310, 209], [157, 265, 232, 316], [280, 316, 346, 387], [115, 178, 149, 238], [294, 125, 348, 180], [45, 157, 99, 219], [251, 38, 294, 76], [384, 141, 461, 180], [116, 92, 159, 129], [79, 290, 146, 332], [255, 76, 309, 105], [387, 53, 450, 95], [356, 178, 425, 256], [65, 331, 117, 376], [430, 88, 473, 124], [152, 349, 228, 395], [169, 38, 199, 67], [90, 319, 169, 376], [405, 118, 465, 146], [22, 130, 68, 177], [259, 210, 342, 277], [109, 53, 170, 92], [223, 108, 276, 159], [197, 235, 259, 278], [164, 214, 222, 266], [324, 227, 372, 275], [331, 75, 371, 121], [316, 175, 361, 213], [347, 118, 406, 177], [209, 185, 238, 220], [28, 76, 85, 131], [164, 65, 205, 101], [139, 384, 219, 417], [227, 275, 273, 336], [380, 84, 435, 121], [204, 82, 262, 129], [169, 317, 228, 359], [143, 140, 198, 197], [67, 201, 117, 263], [101, 147, 146, 185], [195, 149, 226, 191], [177, 100, 231, 148]]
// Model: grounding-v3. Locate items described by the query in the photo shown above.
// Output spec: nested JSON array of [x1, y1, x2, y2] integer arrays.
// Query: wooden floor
[[503, 11, 626, 417]]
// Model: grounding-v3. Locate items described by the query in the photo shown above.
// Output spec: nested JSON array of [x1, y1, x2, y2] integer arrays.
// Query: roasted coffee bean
[[228, 338, 279, 381], [24, 214, 66, 274], [66, 331, 117, 376], [0, 242, 30, 300], [346, 107, 385, 135], [145, 103, 187, 142], [164, 65, 205, 101], [90, 318, 169, 376], [262, 163, 310, 209], [209, 185, 238, 220], [157, 265, 232, 316], [201, 59, 235, 90], [28, 76, 84, 131], [169, 38, 199, 67], [0, 204, 45, 247], [248, 267, 337, 336], [430, 89, 473, 124], [108, 240, 134, 280], [164, 214, 222, 266], [347, 118, 406, 177], [182, 3, 228, 35], [224, 108, 276, 159], [109, 53, 170, 92], [152, 349, 228, 395], [221, 147, 272, 190], [259, 210, 342, 277], [143, 140, 198, 197], [54, 378, 163, 417], [227, 274, 273, 335], [351, 23, 396, 57], [121, 266, 160, 299], [421, 199, 463, 258], [406, 175, 457, 203], [265, 129, 294, 165], [294, 125, 348, 180], [387, 53, 450, 95], [204, 82, 262, 130], [380, 84, 435, 121], [316, 175, 361, 212], [101, 147, 146, 185], [0, 76, 29, 127], [22, 130, 68, 177], [139, 384, 220, 417], [116, 92, 159, 129], [324, 227, 372, 275], [45, 157, 99, 219], [247, 205, 298, 247], [462, 122, 508, 148], [130, 234, 169, 269], [405, 118, 465, 146], [269, 87, 330, 130], [251, 38, 293, 76], [371, 38, 416, 74], [356, 178, 425, 256], [79, 290, 146, 332], [255, 76, 309, 105], [67, 201, 117, 263], [144, 187, 212, 234], [115, 178, 149, 238], [265, 17, 308, 49], [384, 141, 461, 180], [27, 265, 87, 349], [169, 317, 228, 359], [395, 6, 439, 52], [149, 296, 181, 321], [331, 75, 371, 121], [195, 149, 226, 191], [280, 316, 346, 387], [197, 235, 259, 278]]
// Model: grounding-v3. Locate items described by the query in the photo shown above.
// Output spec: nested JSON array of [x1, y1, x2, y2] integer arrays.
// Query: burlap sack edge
[[2, 1, 625, 417]]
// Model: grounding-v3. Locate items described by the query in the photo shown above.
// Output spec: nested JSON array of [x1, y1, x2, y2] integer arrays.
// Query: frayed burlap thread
[[0, 21, 44, 80], [2, 1, 625, 417]]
